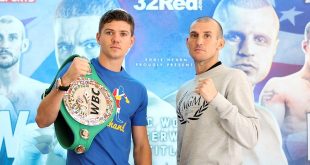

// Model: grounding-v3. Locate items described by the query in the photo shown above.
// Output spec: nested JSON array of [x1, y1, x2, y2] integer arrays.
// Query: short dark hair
[[193, 16, 223, 39], [55, 0, 119, 18], [98, 9, 135, 36]]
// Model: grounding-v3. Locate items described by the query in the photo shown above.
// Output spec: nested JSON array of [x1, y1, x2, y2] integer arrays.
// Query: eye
[[190, 33, 198, 38], [57, 42, 73, 52], [83, 40, 98, 49], [105, 31, 113, 36], [204, 33, 211, 39], [254, 35, 269, 46], [120, 32, 129, 37], [224, 32, 243, 43], [8, 34, 18, 42]]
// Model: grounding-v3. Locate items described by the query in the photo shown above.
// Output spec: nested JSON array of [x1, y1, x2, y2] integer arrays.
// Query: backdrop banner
[[0, 0, 309, 165]]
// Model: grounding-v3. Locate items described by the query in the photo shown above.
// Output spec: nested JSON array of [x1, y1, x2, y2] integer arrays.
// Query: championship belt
[[54, 62, 116, 154]]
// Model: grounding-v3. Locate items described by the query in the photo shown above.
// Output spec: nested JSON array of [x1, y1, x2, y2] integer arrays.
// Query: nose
[[0, 37, 9, 48], [72, 46, 86, 57], [111, 33, 120, 43], [238, 38, 254, 57], [196, 36, 203, 45]]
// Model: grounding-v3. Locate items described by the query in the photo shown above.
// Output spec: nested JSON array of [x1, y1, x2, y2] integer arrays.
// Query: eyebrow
[[104, 28, 130, 33], [255, 33, 271, 41], [225, 31, 244, 36], [190, 31, 212, 34], [80, 39, 97, 45], [226, 30, 271, 39], [9, 33, 19, 36]]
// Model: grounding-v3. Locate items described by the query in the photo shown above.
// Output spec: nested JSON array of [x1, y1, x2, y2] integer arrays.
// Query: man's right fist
[[61, 57, 91, 86]]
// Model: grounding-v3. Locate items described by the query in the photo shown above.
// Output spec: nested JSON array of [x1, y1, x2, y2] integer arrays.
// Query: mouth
[[0, 51, 12, 57], [194, 48, 205, 52], [110, 46, 121, 50], [233, 63, 256, 72]]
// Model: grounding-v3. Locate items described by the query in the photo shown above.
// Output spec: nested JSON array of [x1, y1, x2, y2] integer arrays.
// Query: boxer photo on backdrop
[[213, 0, 288, 164], [260, 21, 310, 165], [0, 15, 48, 165]]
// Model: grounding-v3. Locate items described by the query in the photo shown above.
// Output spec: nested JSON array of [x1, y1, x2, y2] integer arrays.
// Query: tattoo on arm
[[261, 89, 277, 105]]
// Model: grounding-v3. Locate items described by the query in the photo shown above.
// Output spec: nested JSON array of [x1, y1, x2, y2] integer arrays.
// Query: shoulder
[[215, 65, 247, 80], [20, 75, 49, 91], [219, 65, 249, 85], [122, 73, 148, 97], [126, 73, 147, 90], [180, 78, 194, 88], [178, 79, 194, 93], [176, 79, 195, 101], [263, 74, 296, 91], [226, 66, 247, 78]]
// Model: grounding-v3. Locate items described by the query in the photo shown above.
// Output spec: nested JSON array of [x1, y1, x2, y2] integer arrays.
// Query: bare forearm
[[134, 145, 152, 165], [35, 57, 91, 128], [36, 89, 64, 128]]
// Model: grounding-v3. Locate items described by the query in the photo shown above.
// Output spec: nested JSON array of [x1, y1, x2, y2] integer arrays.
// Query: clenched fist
[[195, 78, 218, 102], [61, 57, 92, 86]]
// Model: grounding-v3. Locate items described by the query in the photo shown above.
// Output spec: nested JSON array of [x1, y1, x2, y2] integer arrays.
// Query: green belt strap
[[42, 55, 116, 154]]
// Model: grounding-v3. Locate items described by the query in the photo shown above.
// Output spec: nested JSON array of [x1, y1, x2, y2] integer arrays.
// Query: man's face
[[186, 21, 224, 65], [54, 16, 100, 67], [0, 20, 26, 69], [218, 6, 279, 85], [96, 20, 134, 60]]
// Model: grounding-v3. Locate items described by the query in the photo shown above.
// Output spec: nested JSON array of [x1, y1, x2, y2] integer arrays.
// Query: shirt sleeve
[[209, 70, 260, 149], [131, 86, 148, 126]]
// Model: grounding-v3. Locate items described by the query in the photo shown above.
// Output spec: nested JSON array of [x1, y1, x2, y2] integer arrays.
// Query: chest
[[177, 89, 219, 125], [284, 85, 310, 117]]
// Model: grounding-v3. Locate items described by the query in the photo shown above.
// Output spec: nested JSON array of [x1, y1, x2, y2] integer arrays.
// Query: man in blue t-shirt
[[35, 9, 152, 165]]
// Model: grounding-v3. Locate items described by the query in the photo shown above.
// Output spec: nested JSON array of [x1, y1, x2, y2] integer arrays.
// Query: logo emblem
[[63, 77, 114, 126]]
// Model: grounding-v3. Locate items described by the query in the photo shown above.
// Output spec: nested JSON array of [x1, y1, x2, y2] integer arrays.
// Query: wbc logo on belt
[[63, 77, 114, 126]]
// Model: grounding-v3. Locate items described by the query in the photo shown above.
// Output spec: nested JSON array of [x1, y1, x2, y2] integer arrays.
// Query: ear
[[130, 35, 135, 48], [217, 38, 225, 50], [96, 32, 100, 44], [21, 38, 30, 53], [186, 37, 189, 49], [302, 39, 309, 53]]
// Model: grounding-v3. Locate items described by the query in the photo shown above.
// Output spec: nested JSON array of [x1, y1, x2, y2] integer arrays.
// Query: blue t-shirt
[[59, 58, 148, 165]]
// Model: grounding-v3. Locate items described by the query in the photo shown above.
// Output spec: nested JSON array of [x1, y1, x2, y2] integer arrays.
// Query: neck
[[98, 54, 123, 72], [195, 60, 218, 75], [0, 65, 20, 89], [300, 59, 310, 81]]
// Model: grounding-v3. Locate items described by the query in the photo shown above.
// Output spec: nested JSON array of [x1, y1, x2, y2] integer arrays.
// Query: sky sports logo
[[133, 0, 202, 10]]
